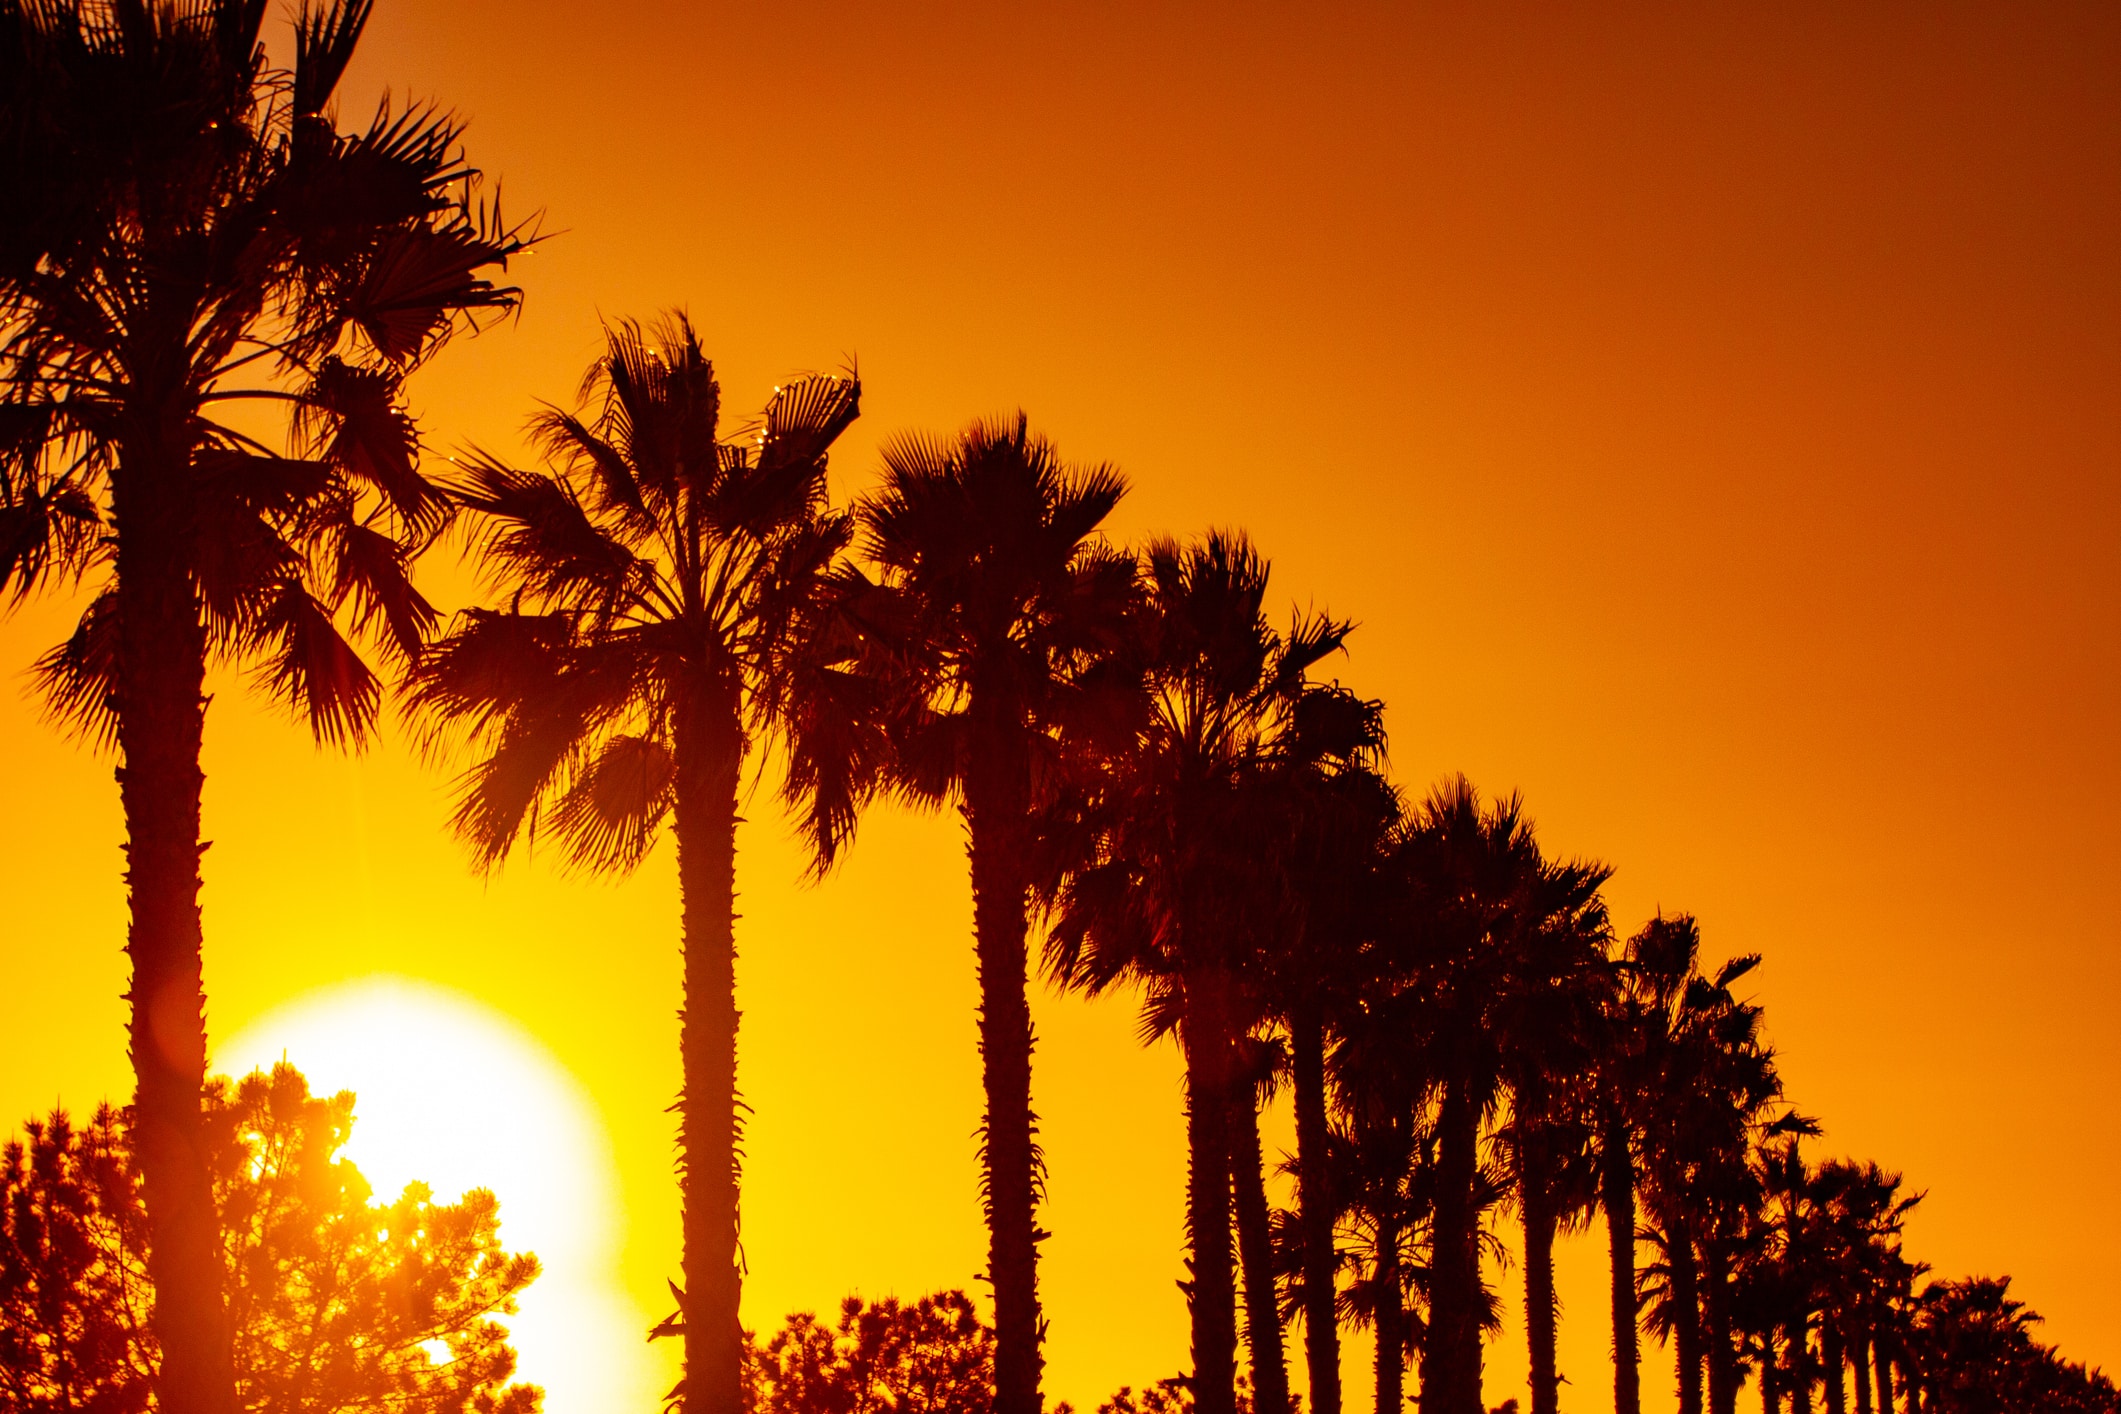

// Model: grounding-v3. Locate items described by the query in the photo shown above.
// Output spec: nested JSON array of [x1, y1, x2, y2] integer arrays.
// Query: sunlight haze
[[1, 4, 2115, 1413]]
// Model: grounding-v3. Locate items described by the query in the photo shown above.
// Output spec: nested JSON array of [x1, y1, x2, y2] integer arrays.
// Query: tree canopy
[[0, 1064, 541, 1414]]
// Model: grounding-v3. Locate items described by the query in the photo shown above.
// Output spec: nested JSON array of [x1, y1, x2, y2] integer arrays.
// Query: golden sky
[[3, 3, 2117, 1410]]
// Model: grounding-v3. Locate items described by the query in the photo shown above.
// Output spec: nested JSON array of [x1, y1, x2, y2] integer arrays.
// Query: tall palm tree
[[1384, 778, 1612, 1414], [853, 415, 1136, 1414], [1048, 532, 1357, 1414], [1624, 915, 1794, 1414], [1489, 852, 1610, 1414], [0, 6, 527, 1411], [1267, 726, 1397, 1414], [405, 315, 863, 1414], [1228, 1033, 1291, 1414], [1502, 1057, 1602, 1414], [1805, 1161, 1920, 1414], [1331, 979, 1435, 1414]]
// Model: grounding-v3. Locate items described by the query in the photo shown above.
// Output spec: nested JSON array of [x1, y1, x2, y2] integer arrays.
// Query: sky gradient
[[2, 4, 2117, 1409]]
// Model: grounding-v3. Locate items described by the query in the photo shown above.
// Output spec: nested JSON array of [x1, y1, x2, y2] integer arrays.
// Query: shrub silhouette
[[0, 1063, 540, 1414], [744, 1292, 991, 1414]]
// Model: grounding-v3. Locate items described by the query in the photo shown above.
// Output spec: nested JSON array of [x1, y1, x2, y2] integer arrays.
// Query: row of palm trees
[[0, 8, 2087, 1414]]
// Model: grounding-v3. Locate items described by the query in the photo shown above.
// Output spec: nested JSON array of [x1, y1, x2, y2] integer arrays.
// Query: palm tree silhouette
[[406, 315, 861, 1414], [1331, 981, 1434, 1414], [1048, 532, 1353, 1414], [1384, 777, 1611, 1414], [0, 5, 526, 1410], [1261, 699, 1395, 1414], [1500, 992, 1604, 1414], [1228, 1034, 1292, 1414], [1616, 915, 1793, 1414], [852, 414, 1135, 1414]]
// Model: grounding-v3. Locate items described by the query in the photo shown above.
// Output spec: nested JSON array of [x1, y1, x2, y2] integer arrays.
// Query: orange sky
[[4, 3, 2118, 1409]]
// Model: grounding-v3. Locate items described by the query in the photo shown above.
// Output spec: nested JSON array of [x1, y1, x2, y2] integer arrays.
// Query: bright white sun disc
[[221, 976, 658, 1414]]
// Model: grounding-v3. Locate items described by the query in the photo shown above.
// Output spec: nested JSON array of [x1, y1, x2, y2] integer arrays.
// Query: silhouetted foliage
[[0, 1064, 540, 1414], [1900, 1278, 2120, 1414], [1091, 1375, 1253, 1414], [743, 1292, 992, 1414]]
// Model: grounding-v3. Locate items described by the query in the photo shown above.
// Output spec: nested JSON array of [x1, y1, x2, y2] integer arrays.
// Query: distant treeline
[[0, 4, 2106, 1414]]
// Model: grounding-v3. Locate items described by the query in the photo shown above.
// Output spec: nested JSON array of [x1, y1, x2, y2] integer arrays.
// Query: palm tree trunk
[[1182, 965, 1240, 1414], [964, 757, 1045, 1414], [1851, 1336, 1871, 1414], [1522, 1158, 1561, 1414], [1760, 1346, 1778, 1414], [1291, 1002, 1342, 1414], [1703, 1240, 1739, 1414], [674, 691, 746, 1414], [1230, 1087, 1290, 1414], [1421, 1075, 1483, 1414], [1872, 1340, 1894, 1414], [1671, 1213, 1703, 1414], [1600, 1099, 1641, 1414], [113, 438, 236, 1414], [1373, 1214, 1406, 1414], [1821, 1326, 1846, 1414]]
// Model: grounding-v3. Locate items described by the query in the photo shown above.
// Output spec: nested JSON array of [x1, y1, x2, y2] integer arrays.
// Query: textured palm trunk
[[1521, 1161, 1560, 1414], [1373, 1214, 1406, 1414], [1821, 1327, 1846, 1414], [1703, 1241, 1739, 1414], [1791, 1327, 1816, 1414], [1670, 1213, 1703, 1414], [1420, 1075, 1483, 1414], [1181, 966, 1240, 1414], [674, 690, 746, 1414], [1851, 1336, 1871, 1414], [1760, 1348, 1778, 1414], [113, 433, 237, 1414], [1872, 1341, 1894, 1414], [964, 752, 1045, 1414], [1230, 1087, 1290, 1414], [1600, 1099, 1641, 1414], [1290, 1003, 1342, 1414]]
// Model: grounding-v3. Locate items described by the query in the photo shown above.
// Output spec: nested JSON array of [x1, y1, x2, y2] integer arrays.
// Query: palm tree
[[0, 6, 527, 1410], [1267, 723, 1397, 1414], [1629, 916, 1779, 1414], [1383, 778, 1612, 1414], [1805, 1161, 1920, 1414], [405, 315, 863, 1414], [1598, 913, 1748, 1414], [1048, 532, 1356, 1414], [853, 414, 1135, 1414], [1228, 1034, 1292, 1414], [1330, 984, 1435, 1414], [1502, 1056, 1602, 1414]]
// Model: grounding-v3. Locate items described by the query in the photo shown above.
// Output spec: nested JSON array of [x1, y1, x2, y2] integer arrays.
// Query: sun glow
[[221, 977, 658, 1414]]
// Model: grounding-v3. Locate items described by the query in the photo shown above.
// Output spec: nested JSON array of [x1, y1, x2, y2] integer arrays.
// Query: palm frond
[[447, 450, 639, 613], [402, 606, 577, 749], [298, 357, 449, 535], [290, 0, 370, 118], [32, 587, 119, 748], [549, 732, 675, 874], [252, 577, 380, 746], [330, 519, 436, 660]]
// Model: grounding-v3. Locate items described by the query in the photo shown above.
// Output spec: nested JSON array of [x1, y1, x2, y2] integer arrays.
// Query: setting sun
[[220, 978, 665, 1414]]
